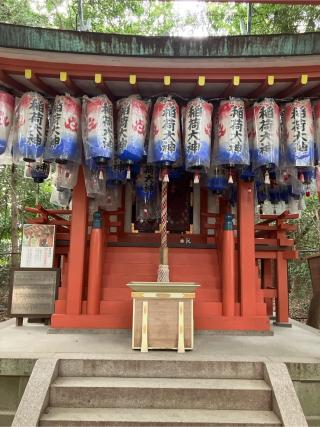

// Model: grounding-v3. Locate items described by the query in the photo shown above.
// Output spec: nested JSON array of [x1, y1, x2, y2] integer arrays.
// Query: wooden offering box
[[127, 282, 199, 353]]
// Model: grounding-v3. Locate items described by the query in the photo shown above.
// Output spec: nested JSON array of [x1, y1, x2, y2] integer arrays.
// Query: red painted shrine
[[1, 23, 314, 332]]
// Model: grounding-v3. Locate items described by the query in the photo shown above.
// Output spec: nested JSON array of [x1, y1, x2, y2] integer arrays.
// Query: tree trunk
[[11, 164, 20, 268]]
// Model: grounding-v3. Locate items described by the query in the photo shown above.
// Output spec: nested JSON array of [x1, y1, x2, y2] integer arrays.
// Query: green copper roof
[[0, 23, 319, 58]]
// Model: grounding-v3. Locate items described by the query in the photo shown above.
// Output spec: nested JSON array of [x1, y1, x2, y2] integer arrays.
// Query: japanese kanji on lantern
[[13, 92, 48, 163], [213, 98, 250, 168], [148, 96, 181, 167], [184, 98, 212, 176], [284, 99, 314, 168], [252, 98, 280, 169], [0, 90, 14, 158], [135, 164, 159, 227], [82, 95, 114, 167], [117, 95, 149, 164], [44, 95, 82, 164]]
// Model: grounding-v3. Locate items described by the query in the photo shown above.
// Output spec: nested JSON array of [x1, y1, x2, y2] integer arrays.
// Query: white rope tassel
[[299, 173, 305, 183], [157, 264, 170, 282], [264, 171, 270, 185], [99, 169, 104, 180], [228, 172, 233, 184], [194, 173, 200, 184]]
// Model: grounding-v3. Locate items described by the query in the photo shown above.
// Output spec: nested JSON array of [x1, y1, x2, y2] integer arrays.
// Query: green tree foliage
[[206, 3, 320, 35]]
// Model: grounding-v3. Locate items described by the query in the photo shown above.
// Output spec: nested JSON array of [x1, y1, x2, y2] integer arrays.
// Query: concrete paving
[[0, 318, 320, 362]]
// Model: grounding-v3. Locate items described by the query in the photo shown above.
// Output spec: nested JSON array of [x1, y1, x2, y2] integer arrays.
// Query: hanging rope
[[157, 168, 169, 282]]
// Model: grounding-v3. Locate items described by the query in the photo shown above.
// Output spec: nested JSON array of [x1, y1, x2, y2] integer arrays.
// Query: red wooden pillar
[[87, 211, 104, 315], [275, 252, 290, 326], [237, 181, 256, 317], [66, 167, 88, 315], [262, 259, 274, 316], [222, 214, 235, 317]]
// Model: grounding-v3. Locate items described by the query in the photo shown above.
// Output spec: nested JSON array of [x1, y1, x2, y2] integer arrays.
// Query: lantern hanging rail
[[25, 206, 72, 227]]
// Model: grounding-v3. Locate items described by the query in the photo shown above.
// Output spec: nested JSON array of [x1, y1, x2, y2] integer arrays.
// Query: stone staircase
[[39, 359, 282, 426]]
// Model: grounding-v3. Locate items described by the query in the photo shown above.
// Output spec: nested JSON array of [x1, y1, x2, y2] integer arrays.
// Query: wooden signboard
[[127, 282, 199, 353], [9, 268, 60, 325]]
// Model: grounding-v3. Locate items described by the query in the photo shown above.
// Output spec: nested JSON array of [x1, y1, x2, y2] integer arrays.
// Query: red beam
[[0, 69, 28, 93]]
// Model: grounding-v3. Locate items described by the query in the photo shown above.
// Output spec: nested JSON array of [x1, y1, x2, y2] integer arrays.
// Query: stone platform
[[0, 318, 319, 362], [1, 319, 320, 426]]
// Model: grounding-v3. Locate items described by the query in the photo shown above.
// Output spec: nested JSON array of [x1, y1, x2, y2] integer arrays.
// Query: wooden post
[[222, 214, 235, 317], [237, 181, 256, 317], [66, 167, 88, 315], [193, 183, 201, 234], [124, 181, 133, 233], [275, 252, 291, 326], [262, 259, 274, 317], [87, 212, 103, 315]]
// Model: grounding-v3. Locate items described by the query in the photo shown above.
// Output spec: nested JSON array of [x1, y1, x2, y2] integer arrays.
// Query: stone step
[[58, 360, 265, 380], [50, 377, 271, 410], [40, 407, 281, 426]]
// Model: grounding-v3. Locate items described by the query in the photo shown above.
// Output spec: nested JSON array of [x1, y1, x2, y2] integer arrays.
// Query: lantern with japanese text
[[135, 164, 159, 229], [106, 160, 128, 184], [83, 95, 114, 167], [45, 95, 81, 164], [184, 98, 212, 178], [284, 99, 314, 168], [252, 98, 280, 169], [30, 162, 50, 183], [13, 92, 48, 163], [0, 91, 14, 156], [148, 96, 181, 167], [213, 98, 250, 168], [117, 95, 149, 163]]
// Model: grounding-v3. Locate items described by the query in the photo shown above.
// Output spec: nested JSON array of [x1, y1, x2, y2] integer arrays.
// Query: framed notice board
[[9, 268, 60, 319]]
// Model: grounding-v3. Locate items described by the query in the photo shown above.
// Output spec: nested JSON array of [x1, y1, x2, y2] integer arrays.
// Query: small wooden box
[[127, 282, 199, 353]]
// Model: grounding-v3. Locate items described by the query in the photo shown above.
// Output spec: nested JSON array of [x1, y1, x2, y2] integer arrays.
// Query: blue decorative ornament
[[30, 162, 50, 183], [208, 172, 228, 194]]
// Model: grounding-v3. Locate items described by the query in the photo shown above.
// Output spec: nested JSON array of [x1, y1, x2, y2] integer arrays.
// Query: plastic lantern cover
[[45, 95, 81, 164], [52, 162, 79, 190], [106, 160, 127, 184], [84, 164, 106, 198], [284, 99, 314, 167], [50, 186, 72, 208], [213, 98, 249, 166], [252, 98, 280, 168], [148, 96, 181, 166], [82, 95, 114, 165], [30, 162, 50, 183], [135, 164, 159, 224], [13, 92, 48, 163], [117, 95, 149, 163], [184, 98, 212, 172], [0, 91, 14, 157]]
